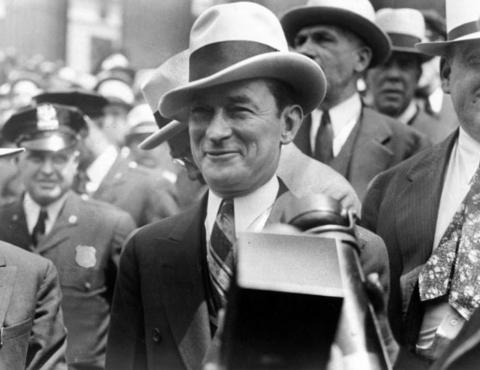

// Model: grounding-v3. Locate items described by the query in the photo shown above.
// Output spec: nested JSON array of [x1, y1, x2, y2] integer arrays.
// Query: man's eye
[[294, 35, 307, 47]]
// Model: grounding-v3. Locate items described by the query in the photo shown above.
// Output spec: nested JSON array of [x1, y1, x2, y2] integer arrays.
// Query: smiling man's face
[[188, 78, 295, 198]]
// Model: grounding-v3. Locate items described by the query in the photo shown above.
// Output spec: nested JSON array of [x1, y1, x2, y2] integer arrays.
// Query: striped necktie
[[314, 110, 334, 164], [419, 161, 480, 320], [208, 199, 235, 310]]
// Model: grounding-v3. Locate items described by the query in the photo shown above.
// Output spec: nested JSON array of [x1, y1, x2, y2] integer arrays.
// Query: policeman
[[0, 104, 136, 369]]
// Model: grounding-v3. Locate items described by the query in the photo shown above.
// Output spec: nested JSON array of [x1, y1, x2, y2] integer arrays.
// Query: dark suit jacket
[[91, 155, 179, 226], [0, 241, 67, 370], [409, 107, 455, 145], [361, 131, 458, 368], [430, 307, 480, 370], [106, 190, 390, 370], [294, 107, 430, 200], [0, 191, 136, 370]]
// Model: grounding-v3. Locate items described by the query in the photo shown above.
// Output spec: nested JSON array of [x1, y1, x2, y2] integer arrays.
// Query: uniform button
[[84, 282, 92, 291], [450, 319, 458, 326], [152, 328, 162, 343]]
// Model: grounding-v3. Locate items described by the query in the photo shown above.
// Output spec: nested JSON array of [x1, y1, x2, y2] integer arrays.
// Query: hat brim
[[0, 148, 24, 157], [280, 6, 391, 67], [391, 47, 433, 63], [159, 51, 327, 119], [416, 32, 480, 56], [139, 119, 186, 150]]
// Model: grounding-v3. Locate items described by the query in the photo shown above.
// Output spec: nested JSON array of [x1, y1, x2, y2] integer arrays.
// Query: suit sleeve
[[105, 233, 147, 370], [27, 260, 67, 370]]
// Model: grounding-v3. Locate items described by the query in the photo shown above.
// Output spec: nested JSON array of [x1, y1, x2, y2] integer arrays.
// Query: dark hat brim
[[281, 6, 391, 67], [391, 47, 433, 63]]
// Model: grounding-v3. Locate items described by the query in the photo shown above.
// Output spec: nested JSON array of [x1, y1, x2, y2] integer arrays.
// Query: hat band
[[448, 21, 480, 41], [388, 33, 421, 49], [189, 41, 277, 81], [153, 111, 171, 129]]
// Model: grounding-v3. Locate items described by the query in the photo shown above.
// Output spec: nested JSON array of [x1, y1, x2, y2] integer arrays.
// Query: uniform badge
[[75, 245, 97, 268], [37, 104, 59, 131]]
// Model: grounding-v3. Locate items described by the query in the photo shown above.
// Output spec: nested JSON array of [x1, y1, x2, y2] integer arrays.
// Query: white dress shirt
[[417, 128, 480, 352], [86, 145, 118, 194], [24, 192, 68, 236], [204, 176, 279, 246], [309, 93, 362, 157]]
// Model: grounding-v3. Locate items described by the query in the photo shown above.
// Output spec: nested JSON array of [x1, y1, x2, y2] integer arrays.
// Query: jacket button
[[84, 282, 92, 291], [152, 328, 162, 343]]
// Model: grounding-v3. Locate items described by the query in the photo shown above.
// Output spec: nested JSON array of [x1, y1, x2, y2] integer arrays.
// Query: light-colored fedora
[[376, 8, 432, 62], [139, 50, 189, 150], [280, 0, 391, 67], [0, 147, 24, 157], [159, 1, 327, 120], [416, 0, 480, 56]]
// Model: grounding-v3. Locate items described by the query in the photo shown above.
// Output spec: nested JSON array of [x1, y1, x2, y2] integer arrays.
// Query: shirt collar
[[23, 191, 68, 233], [457, 127, 480, 176], [205, 176, 279, 239], [397, 101, 418, 125], [328, 92, 362, 136]]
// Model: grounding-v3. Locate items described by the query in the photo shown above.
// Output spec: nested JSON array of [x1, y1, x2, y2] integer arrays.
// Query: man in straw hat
[[362, 0, 480, 367], [138, 49, 362, 214], [0, 104, 136, 369], [0, 146, 67, 370], [281, 0, 430, 201], [367, 8, 452, 144], [106, 3, 389, 369]]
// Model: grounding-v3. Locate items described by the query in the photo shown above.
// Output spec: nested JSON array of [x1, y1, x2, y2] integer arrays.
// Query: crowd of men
[[1, 0, 479, 369]]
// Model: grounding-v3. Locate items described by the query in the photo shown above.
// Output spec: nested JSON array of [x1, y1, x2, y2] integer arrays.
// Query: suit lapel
[[294, 114, 313, 156], [0, 254, 17, 326], [36, 192, 79, 254], [159, 198, 211, 370], [346, 108, 395, 199], [395, 132, 457, 272], [94, 155, 127, 198]]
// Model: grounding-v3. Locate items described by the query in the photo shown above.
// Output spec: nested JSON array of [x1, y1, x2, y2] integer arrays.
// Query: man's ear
[[280, 105, 303, 145], [440, 57, 452, 94], [354, 46, 373, 74]]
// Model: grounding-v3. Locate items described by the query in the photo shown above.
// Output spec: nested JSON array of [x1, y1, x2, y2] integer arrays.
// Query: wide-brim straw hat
[[159, 1, 327, 120], [416, 0, 480, 56], [376, 8, 433, 63], [139, 50, 189, 150], [280, 0, 391, 67]]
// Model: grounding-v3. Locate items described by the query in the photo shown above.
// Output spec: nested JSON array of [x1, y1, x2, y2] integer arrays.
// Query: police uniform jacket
[[0, 191, 136, 369], [294, 106, 430, 201], [105, 190, 389, 370], [0, 241, 67, 370]]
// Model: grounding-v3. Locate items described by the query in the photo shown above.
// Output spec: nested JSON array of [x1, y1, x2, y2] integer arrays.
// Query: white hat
[[416, 0, 480, 56], [376, 8, 432, 62], [159, 2, 327, 120], [0, 148, 24, 157], [139, 51, 189, 150], [280, 0, 391, 67]]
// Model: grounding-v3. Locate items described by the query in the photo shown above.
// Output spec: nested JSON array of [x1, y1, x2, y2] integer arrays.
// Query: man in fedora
[[281, 0, 430, 201], [0, 146, 67, 370], [139, 49, 362, 213], [106, 3, 389, 369], [34, 90, 178, 226], [362, 0, 480, 367], [0, 104, 136, 369], [367, 8, 453, 144]]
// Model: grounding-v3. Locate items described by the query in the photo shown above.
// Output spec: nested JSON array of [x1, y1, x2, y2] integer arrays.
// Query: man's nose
[[205, 111, 232, 142], [39, 158, 55, 174], [295, 38, 316, 59]]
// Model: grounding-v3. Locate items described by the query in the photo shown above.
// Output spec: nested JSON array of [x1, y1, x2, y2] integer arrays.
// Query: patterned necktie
[[419, 162, 480, 320], [32, 208, 48, 246], [314, 110, 334, 164], [207, 199, 236, 310]]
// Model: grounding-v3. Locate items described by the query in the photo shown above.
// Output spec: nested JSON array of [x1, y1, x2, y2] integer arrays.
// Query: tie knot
[[218, 198, 234, 217]]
